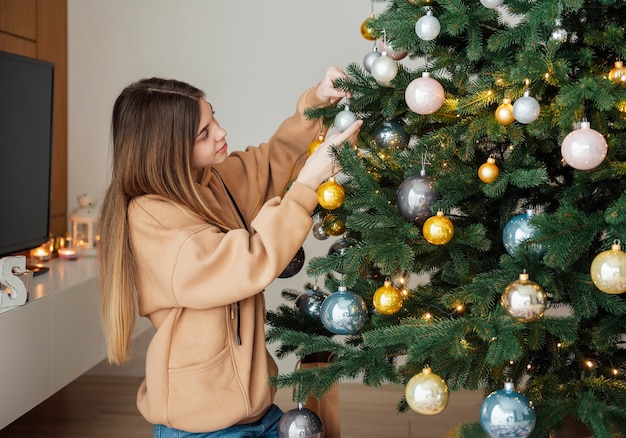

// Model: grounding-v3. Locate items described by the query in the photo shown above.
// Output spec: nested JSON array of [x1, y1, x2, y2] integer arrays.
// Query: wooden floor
[[0, 375, 483, 437]]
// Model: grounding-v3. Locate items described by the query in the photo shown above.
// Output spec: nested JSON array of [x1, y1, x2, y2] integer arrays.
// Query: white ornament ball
[[512, 91, 540, 124], [405, 72, 445, 115], [415, 11, 441, 41], [561, 121, 608, 170], [334, 106, 357, 132], [371, 54, 398, 86], [480, 0, 505, 8]]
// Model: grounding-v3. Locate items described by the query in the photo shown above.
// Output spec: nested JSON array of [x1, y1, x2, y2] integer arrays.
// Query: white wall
[[68, 0, 383, 375]]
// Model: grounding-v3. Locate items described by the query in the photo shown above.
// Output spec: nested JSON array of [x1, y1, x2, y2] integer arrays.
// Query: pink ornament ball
[[561, 121, 608, 170], [376, 39, 408, 61], [405, 72, 445, 115]]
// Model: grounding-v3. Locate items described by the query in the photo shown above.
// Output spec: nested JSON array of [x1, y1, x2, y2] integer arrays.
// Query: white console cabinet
[[0, 258, 119, 429]]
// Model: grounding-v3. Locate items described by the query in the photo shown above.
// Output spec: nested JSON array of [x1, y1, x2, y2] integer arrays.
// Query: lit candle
[[30, 246, 51, 262], [58, 248, 78, 260]]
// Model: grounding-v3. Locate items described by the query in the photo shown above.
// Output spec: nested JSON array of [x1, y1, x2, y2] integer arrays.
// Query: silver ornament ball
[[363, 48, 381, 73], [374, 117, 410, 149], [278, 406, 324, 438], [334, 106, 357, 131]]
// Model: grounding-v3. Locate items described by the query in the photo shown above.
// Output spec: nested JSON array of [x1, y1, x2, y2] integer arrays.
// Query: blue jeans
[[153, 404, 284, 438]]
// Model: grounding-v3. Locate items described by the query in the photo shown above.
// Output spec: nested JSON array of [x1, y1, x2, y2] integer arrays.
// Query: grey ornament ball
[[295, 288, 329, 321], [278, 406, 324, 438], [312, 221, 329, 240], [374, 117, 410, 149], [396, 174, 440, 223], [278, 246, 305, 279], [334, 105, 357, 131], [513, 91, 540, 124], [363, 48, 381, 73]]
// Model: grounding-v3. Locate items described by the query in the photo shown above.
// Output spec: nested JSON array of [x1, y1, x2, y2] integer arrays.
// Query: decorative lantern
[[69, 194, 99, 256]]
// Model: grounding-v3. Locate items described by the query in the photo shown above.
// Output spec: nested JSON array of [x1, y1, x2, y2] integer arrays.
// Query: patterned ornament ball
[[311, 220, 329, 240], [363, 46, 381, 73], [550, 18, 568, 42], [422, 211, 454, 245], [590, 240, 626, 294], [371, 53, 398, 86], [360, 14, 377, 40], [396, 173, 440, 223], [560, 120, 607, 170], [405, 366, 449, 415], [320, 286, 368, 335], [480, 0, 505, 8], [295, 287, 329, 321], [278, 246, 305, 279], [317, 177, 345, 210], [373, 279, 404, 315], [374, 117, 410, 149], [334, 105, 357, 132], [278, 405, 324, 438], [415, 10, 441, 41], [478, 157, 499, 183], [322, 214, 345, 236], [405, 72, 445, 115], [502, 209, 544, 256], [512, 90, 540, 124], [480, 382, 536, 438], [495, 98, 515, 125], [307, 134, 325, 156], [501, 272, 547, 322]]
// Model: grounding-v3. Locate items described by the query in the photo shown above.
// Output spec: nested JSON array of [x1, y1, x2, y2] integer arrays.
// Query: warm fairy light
[[544, 72, 550, 80], [401, 287, 410, 297], [612, 369, 620, 376], [495, 78, 504, 86], [524, 78, 530, 87], [487, 89, 493, 95], [557, 343, 562, 348], [526, 363, 532, 370], [585, 359, 595, 369], [509, 361, 515, 365], [455, 303, 465, 312], [423, 312, 433, 320]]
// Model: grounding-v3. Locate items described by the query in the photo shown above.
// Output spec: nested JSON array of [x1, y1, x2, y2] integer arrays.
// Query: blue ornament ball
[[295, 288, 329, 322], [320, 286, 368, 335], [480, 382, 536, 438], [502, 210, 545, 256]]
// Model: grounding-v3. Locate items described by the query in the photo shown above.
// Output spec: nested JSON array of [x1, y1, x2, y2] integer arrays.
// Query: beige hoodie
[[132, 87, 328, 432]]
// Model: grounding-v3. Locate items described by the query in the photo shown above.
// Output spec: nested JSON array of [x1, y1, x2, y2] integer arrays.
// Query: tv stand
[[0, 257, 151, 430]]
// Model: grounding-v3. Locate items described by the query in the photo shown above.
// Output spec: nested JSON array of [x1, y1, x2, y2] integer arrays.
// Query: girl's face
[[191, 98, 228, 169]]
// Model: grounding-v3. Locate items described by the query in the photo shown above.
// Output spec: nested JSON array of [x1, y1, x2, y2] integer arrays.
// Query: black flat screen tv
[[0, 51, 54, 258]]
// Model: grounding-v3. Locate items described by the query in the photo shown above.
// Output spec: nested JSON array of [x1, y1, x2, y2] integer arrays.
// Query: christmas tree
[[266, 0, 626, 436]]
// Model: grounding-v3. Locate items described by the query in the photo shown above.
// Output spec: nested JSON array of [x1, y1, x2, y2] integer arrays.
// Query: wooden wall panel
[[0, 0, 37, 40]]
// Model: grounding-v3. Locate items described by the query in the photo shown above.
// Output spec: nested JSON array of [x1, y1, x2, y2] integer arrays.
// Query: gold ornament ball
[[360, 14, 376, 41], [317, 178, 345, 210], [608, 61, 626, 85], [422, 211, 454, 245], [495, 98, 515, 125], [323, 214, 346, 236], [307, 134, 325, 156], [373, 280, 404, 315], [501, 272, 547, 322], [590, 241, 626, 294], [405, 366, 449, 415], [478, 157, 500, 183]]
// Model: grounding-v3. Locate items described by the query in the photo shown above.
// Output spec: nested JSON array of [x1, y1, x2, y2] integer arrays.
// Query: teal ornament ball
[[480, 382, 536, 438], [502, 210, 545, 256], [320, 286, 368, 335]]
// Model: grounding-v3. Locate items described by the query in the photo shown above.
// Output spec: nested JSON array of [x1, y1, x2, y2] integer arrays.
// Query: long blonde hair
[[99, 78, 230, 364]]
